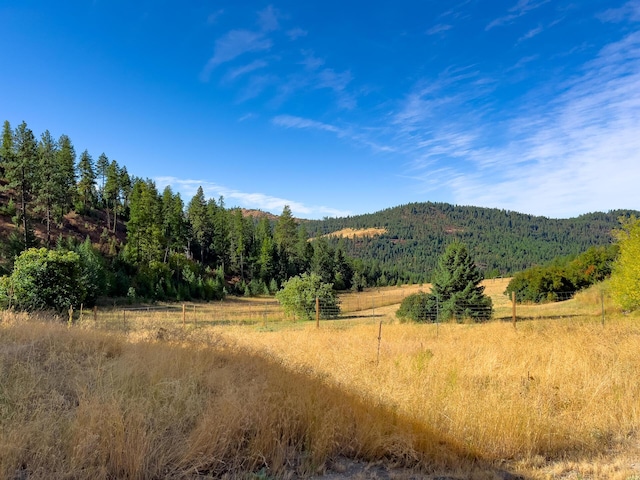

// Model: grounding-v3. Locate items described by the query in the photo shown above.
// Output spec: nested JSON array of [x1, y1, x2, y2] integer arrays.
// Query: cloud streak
[[397, 31, 640, 217], [486, 0, 550, 30], [155, 176, 352, 218], [201, 30, 272, 81]]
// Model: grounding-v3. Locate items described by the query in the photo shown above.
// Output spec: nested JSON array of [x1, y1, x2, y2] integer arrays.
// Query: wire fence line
[[86, 287, 613, 330]]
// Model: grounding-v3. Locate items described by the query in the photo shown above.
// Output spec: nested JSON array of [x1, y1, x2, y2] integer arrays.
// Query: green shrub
[[0, 248, 87, 312], [396, 291, 437, 323], [276, 272, 339, 320]]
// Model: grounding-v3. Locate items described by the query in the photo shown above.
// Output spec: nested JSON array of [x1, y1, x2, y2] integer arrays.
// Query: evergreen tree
[[125, 178, 163, 264], [118, 166, 132, 220], [333, 245, 354, 290], [430, 242, 492, 322], [274, 205, 297, 255], [95, 153, 109, 206], [103, 159, 120, 231], [77, 150, 96, 211], [186, 186, 209, 262], [56, 134, 77, 219], [210, 196, 230, 271], [229, 208, 253, 282], [161, 186, 187, 262], [255, 217, 276, 284], [311, 237, 335, 285], [294, 224, 314, 273], [34, 130, 59, 245], [0, 120, 14, 177], [5, 121, 38, 249]]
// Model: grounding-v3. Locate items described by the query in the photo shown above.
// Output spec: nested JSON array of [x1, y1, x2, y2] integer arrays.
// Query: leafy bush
[[0, 248, 88, 312], [276, 272, 339, 320], [396, 291, 437, 323]]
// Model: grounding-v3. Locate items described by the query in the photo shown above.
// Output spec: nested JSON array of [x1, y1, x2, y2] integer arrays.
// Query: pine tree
[[34, 130, 59, 245], [210, 196, 230, 271], [95, 153, 109, 206], [5, 121, 38, 248], [103, 159, 120, 231], [274, 205, 297, 254], [77, 150, 96, 212], [229, 208, 252, 281], [186, 186, 210, 262], [56, 134, 77, 219], [125, 178, 163, 264], [118, 166, 132, 221], [0, 120, 14, 177], [255, 217, 276, 283], [161, 186, 186, 262], [430, 242, 493, 322]]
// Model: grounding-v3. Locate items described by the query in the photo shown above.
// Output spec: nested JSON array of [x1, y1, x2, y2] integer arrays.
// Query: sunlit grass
[[2, 281, 639, 479]]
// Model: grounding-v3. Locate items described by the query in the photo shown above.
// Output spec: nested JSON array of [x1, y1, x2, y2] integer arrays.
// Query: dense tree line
[[304, 202, 638, 284], [503, 245, 619, 303], [1, 120, 634, 312], [0, 120, 358, 308]]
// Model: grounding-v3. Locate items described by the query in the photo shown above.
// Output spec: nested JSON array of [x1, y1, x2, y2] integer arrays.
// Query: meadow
[[1, 279, 640, 479]]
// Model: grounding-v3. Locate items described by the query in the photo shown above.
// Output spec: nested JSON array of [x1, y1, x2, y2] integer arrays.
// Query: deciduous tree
[[610, 216, 640, 311]]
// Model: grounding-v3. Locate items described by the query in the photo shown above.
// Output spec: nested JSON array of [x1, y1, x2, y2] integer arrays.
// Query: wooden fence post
[[316, 296, 320, 328], [182, 303, 186, 327], [376, 321, 382, 365], [512, 291, 517, 328], [93, 305, 97, 322]]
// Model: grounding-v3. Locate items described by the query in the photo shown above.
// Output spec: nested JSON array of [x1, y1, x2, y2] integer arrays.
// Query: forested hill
[[303, 202, 638, 282]]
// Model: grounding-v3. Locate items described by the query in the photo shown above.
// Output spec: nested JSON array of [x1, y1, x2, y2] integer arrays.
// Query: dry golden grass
[[319, 227, 387, 239], [2, 281, 640, 479]]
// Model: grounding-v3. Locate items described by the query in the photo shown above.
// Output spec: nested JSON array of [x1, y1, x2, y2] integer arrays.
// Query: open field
[[2, 281, 640, 479]]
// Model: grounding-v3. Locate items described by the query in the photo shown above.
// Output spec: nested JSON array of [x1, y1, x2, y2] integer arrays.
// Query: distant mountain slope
[[303, 202, 638, 282]]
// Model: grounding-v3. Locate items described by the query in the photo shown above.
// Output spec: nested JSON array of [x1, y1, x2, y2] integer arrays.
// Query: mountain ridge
[[301, 201, 638, 282]]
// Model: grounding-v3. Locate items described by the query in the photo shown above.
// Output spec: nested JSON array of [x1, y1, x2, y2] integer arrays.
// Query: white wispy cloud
[[426, 24, 452, 35], [272, 114, 341, 134], [287, 27, 307, 40], [398, 31, 640, 217], [237, 113, 257, 122], [272, 114, 395, 153], [224, 59, 268, 81], [200, 30, 272, 81], [207, 9, 224, 25], [154, 176, 351, 218], [316, 68, 356, 109], [200, 6, 282, 82], [517, 25, 543, 43], [486, 0, 550, 30], [598, 0, 640, 22], [257, 5, 280, 32], [299, 50, 325, 71]]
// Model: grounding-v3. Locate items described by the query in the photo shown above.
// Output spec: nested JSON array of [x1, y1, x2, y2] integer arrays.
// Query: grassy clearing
[[2, 281, 640, 479]]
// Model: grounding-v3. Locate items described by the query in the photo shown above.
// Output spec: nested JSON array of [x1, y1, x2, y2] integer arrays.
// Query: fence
[[87, 285, 614, 331]]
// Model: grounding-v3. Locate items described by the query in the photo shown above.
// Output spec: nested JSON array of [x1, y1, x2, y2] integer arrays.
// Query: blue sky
[[1, 1, 639, 219]]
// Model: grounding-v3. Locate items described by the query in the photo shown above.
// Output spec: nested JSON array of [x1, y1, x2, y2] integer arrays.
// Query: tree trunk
[[46, 203, 51, 247], [21, 169, 28, 248], [113, 203, 117, 234]]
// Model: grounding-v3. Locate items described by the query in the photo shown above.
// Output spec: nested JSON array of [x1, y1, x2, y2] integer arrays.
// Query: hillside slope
[[303, 202, 638, 281]]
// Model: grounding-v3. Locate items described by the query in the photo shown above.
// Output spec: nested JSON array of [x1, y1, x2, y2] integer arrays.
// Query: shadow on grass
[[1, 320, 531, 479]]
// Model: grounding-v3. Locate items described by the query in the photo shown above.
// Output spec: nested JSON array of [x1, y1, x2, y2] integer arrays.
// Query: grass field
[[2, 280, 640, 479]]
